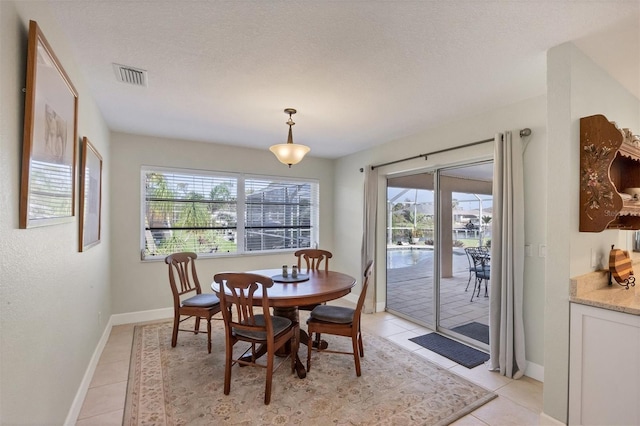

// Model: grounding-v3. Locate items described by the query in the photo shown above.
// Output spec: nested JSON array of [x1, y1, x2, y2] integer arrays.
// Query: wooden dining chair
[[213, 272, 299, 405], [306, 260, 374, 376], [165, 252, 221, 353], [294, 248, 334, 347], [294, 248, 333, 271]]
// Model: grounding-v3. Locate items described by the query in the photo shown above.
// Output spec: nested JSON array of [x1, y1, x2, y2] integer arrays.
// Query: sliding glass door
[[386, 173, 435, 328], [385, 162, 492, 349], [436, 163, 492, 350]]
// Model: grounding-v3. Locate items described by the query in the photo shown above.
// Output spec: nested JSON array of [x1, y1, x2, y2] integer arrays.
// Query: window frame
[[140, 165, 319, 261]]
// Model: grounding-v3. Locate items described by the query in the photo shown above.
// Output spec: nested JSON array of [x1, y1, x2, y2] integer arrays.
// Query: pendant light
[[269, 108, 310, 167]]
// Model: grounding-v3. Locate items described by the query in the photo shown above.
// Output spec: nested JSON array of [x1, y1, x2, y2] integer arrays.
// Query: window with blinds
[[141, 167, 319, 259]]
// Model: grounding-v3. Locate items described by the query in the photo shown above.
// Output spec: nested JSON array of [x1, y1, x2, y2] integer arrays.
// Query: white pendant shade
[[269, 143, 310, 166], [269, 108, 310, 167]]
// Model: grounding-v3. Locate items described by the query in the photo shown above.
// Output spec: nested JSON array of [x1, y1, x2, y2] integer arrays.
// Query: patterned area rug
[[123, 316, 496, 425]]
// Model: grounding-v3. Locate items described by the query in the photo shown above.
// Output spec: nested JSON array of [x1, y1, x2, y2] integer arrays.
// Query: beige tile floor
[[76, 305, 543, 425]]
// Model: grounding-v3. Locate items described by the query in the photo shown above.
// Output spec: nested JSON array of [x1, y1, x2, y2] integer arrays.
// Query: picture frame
[[79, 137, 103, 251], [20, 20, 78, 228]]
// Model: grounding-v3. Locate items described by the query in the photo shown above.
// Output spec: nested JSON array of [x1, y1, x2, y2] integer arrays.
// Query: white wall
[[109, 132, 335, 315], [333, 95, 548, 371], [1, 4, 634, 424], [544, 42, 640, 423], [0, 1, 111, 424]]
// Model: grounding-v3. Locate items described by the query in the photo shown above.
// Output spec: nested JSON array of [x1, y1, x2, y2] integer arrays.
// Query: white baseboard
[[539, 412, 566, 425], [64, 317, 114, 426], [64, 307, 173, 424], [525, 360, 544, 382], [111, 307, 173, 325]]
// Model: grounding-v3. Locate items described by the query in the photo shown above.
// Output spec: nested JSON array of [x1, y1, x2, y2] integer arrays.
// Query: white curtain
[[361, 166, 378, 313], [489, 131, 526, 379]]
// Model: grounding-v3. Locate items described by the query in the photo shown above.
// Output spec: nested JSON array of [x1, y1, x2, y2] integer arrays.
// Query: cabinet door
[[579, 115, 623, 232], [569, 303, 640, 425], [580, 115, 640, 231]]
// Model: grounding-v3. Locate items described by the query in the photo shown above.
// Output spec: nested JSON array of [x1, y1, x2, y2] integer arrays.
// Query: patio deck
[[386, 246, 489, 337]]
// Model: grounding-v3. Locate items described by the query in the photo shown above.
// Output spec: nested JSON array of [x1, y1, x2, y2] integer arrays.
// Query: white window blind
[[142, 167, 318, 259], [245, 177, 317, 252]]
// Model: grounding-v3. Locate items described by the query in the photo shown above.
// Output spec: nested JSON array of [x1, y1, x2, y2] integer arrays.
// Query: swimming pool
[[386, 248, 433, 269]]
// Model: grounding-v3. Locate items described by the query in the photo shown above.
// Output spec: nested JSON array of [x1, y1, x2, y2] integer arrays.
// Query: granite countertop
[[570, 268, 640, 315]]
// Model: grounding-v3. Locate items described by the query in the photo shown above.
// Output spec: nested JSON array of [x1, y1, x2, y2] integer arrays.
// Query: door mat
[[410, 333, 490, 369], [451, 322, 489, 345]]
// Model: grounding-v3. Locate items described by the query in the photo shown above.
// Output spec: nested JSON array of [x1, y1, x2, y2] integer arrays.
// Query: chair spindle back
[[214, 273, 275, 338], [294, 249, 333, 272], [166, 252, 202, 297]]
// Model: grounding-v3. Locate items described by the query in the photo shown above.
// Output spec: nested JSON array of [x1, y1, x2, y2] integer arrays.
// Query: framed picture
[[79, 137, 103, 251], [20, 20, 78, 228]]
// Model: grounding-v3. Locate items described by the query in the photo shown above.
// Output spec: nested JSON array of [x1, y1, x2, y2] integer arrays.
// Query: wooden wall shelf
[[580, 114, 640, 232]]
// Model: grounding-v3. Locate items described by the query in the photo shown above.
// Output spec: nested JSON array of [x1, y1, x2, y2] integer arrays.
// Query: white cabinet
[[569, 303, 640, 425]]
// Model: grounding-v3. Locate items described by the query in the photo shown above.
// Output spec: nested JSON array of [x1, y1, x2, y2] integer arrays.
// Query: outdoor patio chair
[[464, 247, 486, 292], [465, 247, 490, 302], [472, 265, 490, 301]]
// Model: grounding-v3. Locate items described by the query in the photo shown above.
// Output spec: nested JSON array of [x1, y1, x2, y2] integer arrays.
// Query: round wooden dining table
[[211, 268, 357, 378]]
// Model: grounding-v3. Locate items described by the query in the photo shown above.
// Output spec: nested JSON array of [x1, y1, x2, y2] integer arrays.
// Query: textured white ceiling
[[46, 1, 639, 159]]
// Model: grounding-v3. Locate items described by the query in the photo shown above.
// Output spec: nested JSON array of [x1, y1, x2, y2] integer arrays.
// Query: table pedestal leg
[[237, 306, 331, 379]]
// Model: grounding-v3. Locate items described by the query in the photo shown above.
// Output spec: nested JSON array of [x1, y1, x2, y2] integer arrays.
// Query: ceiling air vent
[[113, 63, 148, 87]]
